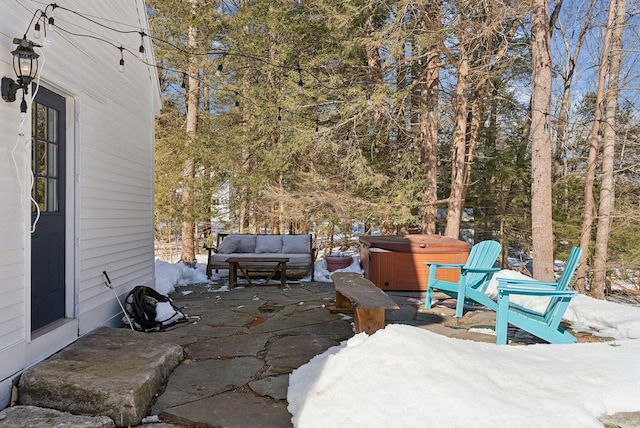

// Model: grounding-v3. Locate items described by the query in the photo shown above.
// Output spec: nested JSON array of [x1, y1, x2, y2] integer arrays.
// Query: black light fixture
[[2, 37, 40, 112]]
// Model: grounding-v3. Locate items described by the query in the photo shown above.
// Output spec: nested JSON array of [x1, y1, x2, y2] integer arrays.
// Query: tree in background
[[591, 0, 627, 298], [575, 0, 618, 293], [529, 0, 555, 281], [147, 0, 640, 294]]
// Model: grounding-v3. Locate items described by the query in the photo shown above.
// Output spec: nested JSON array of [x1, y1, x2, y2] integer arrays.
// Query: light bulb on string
[[118, 46, 125, 73], [34, 22, 41, 39], [138, 32, 146, 59], [297, 67, 303, 94], [216, 53, 226, 77]]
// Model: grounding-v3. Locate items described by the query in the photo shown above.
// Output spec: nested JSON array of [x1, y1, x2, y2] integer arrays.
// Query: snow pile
[[155, 260, 208, 295], [287, 325, 640, 428]]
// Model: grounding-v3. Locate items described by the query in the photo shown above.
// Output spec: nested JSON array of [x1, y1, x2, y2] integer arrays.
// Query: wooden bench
[[332, 272, 400, 335]]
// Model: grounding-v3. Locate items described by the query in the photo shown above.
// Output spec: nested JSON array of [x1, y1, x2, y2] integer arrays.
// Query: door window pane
[[47, 108, 57, 143], [48, 143, 57, 177], [32, 100, 60, 213]]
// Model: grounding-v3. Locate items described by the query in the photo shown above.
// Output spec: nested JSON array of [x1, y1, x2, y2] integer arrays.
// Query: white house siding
[[0, 0, 160, 408]]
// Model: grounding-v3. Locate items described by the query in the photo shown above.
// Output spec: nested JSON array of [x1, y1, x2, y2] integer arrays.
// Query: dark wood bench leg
[[206, 248, 213, 279], [280, 262, 287, 287], [229, 262, 237, 288], [354, 308, 385, 335]]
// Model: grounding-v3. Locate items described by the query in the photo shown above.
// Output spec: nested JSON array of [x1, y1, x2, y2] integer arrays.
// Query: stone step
[[16, 327, 183, 427]]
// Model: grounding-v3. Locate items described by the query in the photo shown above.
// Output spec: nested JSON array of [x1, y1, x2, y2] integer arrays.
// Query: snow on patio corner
[[287, 324, 640, 428]]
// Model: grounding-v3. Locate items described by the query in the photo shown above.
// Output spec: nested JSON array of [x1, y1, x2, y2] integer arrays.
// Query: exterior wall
[[0, 0, 160, 407]]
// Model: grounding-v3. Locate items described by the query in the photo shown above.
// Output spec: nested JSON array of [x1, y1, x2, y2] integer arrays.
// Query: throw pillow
[[217, 236, 240, 254], [255, 235, 283, 253], [282, 235, 310, 254], [236, 235, 257, 253]]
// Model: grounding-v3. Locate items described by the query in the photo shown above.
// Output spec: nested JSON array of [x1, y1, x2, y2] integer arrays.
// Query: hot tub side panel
[[360, 237, 469, 291]]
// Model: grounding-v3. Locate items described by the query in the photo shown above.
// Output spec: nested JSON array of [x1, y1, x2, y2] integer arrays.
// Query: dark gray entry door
[[31, 86, 66, 332]]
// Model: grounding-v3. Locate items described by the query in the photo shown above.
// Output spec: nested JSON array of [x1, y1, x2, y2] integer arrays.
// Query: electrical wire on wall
[[10, 37, 52, 233]]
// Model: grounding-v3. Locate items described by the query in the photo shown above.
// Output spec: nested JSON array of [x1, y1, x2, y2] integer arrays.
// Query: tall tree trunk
[[202, 79, 212, 245], [180, 18, 199, 263], [444, 50, 469, 238], [419, 3, 440, 235], [591, 0, 625, 299], [554, 0, 595, 185], [575, 0, 617, 292], [530, 0, 555, 281], [238, 54, 251, 234]]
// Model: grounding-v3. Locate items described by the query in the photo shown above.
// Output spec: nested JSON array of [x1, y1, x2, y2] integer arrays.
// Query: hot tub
[[359, 235, 470, 291]]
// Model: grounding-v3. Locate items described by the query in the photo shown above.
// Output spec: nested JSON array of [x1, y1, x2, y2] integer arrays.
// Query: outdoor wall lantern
[[2, 37, 40, 113]]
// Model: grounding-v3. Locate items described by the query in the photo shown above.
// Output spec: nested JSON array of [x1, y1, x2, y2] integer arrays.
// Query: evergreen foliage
[[148, 0, 640, 281]]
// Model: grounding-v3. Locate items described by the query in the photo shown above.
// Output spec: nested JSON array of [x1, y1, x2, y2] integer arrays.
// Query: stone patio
[[1, 280, 636, 428]]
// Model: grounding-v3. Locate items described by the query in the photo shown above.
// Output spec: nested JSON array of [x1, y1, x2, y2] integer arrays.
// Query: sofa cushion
[[281, 253, 313, 269], [218, 235, 241, 254], [282, 235, 310, 254], [235, 235, 257, 253], [255, 235, 283, 253]]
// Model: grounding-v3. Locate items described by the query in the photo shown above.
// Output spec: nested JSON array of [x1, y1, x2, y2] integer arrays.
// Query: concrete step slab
[[0, 405, 115, 428], [18, 327, 183, 427]]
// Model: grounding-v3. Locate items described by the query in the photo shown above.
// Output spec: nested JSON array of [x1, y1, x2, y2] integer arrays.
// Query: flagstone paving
[[3, 280, 637, 428]]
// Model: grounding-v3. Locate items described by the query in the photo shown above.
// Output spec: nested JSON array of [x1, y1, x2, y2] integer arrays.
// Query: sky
[[154, 257, 640, 428]]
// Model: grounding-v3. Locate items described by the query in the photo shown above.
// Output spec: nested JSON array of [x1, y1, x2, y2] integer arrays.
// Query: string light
[[543, 112, 549, 133], [297, 67, 303, 93], [216, 53, 226, 77], [118, 46, 125, 72], [138, 32, 145, 59], [20, 2, 634, 141]]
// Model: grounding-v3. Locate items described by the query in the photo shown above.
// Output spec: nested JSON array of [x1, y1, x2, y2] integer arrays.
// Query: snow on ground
[[154, 259, 640, 428], [287, 325, 640, 428]]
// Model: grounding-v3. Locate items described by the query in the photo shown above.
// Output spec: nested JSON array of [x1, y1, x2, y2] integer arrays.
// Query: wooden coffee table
[[226, 257, 290, 288]]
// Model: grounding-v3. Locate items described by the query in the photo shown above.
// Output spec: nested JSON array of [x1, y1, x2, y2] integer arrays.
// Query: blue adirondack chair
[[494, 246, 582, 345], [425, 240, 502, 318]]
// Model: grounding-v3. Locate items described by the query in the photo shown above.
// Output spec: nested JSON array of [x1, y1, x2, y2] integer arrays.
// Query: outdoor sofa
[[206, 233, 315, 280]]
